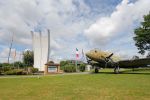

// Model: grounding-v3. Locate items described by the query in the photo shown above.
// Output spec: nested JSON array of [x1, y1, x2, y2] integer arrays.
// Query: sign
[[48, 66, 57, 72]]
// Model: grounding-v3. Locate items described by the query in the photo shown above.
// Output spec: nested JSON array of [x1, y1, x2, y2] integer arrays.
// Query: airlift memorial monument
[[31, 30, 60, 74]]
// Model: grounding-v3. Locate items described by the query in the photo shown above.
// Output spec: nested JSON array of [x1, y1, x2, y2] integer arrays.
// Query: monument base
[[44, 63, 63, 75]]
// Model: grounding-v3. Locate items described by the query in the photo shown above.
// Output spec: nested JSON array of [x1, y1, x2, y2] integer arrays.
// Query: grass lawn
[[0, 69, 150, 100]]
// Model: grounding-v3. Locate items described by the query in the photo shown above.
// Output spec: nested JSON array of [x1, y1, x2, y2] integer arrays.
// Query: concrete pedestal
[[44, 63, 62, 75]]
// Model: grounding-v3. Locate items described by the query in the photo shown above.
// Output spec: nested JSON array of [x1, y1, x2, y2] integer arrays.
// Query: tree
[[133, 12, 150, 55], [14, 61, 24, 68], [23, 50, 34, 66], [0, 63, 2, 68], [0, 63, 2, 74]]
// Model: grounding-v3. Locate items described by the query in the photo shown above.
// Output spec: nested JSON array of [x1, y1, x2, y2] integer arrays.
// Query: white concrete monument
[[31, 30, 50, 71]]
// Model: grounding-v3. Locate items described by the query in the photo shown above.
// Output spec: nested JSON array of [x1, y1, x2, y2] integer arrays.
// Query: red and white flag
[[76, 48, 79, 60]]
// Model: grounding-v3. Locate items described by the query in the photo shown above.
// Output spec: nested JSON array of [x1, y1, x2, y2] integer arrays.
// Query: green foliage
[[60, 61, 86, 72], [0, 62, 25, 73], [133, 12, 150, 54], [1, 63, 11, 67], [14, 61, 24, 68], [2, 66, 11, 72], [63, 64, 76, 72], [0, 63, 2, 67], [79, 63, 86, 72], [0, 63, 14, 73], [60, 61, 69, 70], [29, 67, 39, 73], [4, 69, 27, 75], [0, 63, 2, 74], [23, 50, 34, 66], [47, 61, 54, 64], [0, 67, 1, 75]]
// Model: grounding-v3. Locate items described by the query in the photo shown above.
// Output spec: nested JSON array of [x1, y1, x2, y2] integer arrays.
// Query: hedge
[[79, 64, 86, 72], [4, 69, 27, 75], [63, 64, 76, 72]]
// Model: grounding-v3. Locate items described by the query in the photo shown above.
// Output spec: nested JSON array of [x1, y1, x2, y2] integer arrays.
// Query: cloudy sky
[[0, 0, 150, 62]]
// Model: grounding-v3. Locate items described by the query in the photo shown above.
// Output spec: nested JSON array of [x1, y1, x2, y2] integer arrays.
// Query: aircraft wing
[[118, 58, 150, 68]]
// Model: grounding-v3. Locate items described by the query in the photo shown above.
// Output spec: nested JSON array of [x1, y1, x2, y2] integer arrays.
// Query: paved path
[[0, 72, 91, 79]]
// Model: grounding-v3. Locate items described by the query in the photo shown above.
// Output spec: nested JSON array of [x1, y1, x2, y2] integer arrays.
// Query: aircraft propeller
[[86, 56, 92, 64], [104, 53, 114, 68], [104, 53, 113, 62]]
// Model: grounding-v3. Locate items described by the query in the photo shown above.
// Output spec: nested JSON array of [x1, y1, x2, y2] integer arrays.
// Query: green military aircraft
[[86, 49, 150, 73]]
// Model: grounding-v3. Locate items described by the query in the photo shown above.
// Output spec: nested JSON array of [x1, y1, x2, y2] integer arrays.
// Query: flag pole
[[13, 49, 16, 68], [76, 48, 79, 72], [8, 33, 14, 63], [75, 59, 77, 72]]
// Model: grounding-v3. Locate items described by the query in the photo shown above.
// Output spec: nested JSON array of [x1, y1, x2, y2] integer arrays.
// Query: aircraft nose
[[86, 52, 91, 58]]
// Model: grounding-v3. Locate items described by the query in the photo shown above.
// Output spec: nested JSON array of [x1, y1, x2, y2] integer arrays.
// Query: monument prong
[[32, 30, 50, 71], [47, 29, 50, 63]]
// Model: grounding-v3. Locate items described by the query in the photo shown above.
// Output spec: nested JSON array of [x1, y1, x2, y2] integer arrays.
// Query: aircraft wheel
[[95, 68, 99, 73], [114, 66, 119, 74]]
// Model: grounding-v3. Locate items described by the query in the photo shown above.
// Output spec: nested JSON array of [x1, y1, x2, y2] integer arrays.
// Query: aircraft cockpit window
[[95, 50, 97, 53]]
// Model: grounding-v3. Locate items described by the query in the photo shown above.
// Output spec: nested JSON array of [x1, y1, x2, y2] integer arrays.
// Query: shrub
[[28, 67, 38, 74], [0, 63, 2, 67], [60, 61, 69, 70], [0, 66, 12, 74], [1, 63, 14, 67], [14, 61, 24, 68], [63, 64, 76, 72], [79, 64, 86, 72], [4, 70, 16, 75], [31, 67, 38, 73], [0, 64, 2, 75], [3, 67, 11, 72], [4, 69, 26, 75]]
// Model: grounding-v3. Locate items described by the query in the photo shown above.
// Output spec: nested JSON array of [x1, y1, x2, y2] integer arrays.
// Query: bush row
[[0, 67, 39, 75], [79, 64, 86, 72], [61, 63, 86, 73], [4, 69, 27, 75], [63, 64, 76, 72]]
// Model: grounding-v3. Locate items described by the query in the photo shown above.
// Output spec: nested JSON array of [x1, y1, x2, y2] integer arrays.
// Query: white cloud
[[0, 0, 91, 46], [0, 0, 149, 62], [0, 0, 92, 62], [0, 48, 22, 63], [84, 0, 150, 44]]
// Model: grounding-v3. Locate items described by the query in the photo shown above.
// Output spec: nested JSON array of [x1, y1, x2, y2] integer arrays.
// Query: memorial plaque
[[48, 66, 57, 72]]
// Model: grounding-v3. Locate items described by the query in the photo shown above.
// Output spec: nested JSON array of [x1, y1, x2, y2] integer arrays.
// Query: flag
[[76, 48, 79, 60], [14, 49, 16, 59]]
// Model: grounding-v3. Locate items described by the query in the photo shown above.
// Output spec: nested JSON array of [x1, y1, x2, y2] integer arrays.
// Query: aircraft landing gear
[[114, 63, 120, 74], [95, 67, 99, 73]]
